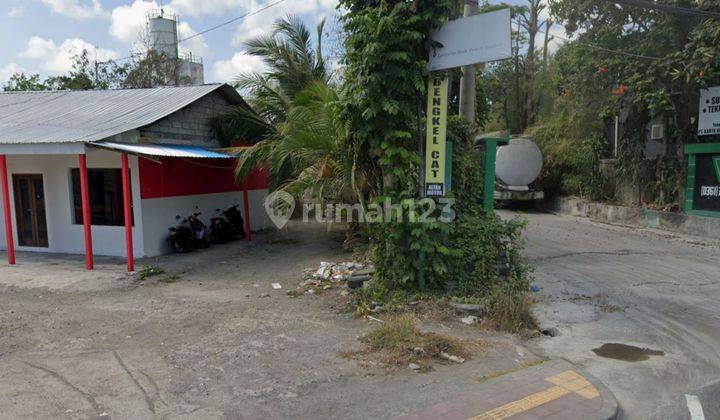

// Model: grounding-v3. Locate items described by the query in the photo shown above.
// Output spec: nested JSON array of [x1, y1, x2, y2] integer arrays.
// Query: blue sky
[[0, 0, 560, 87], [0, 0, 340, 85]]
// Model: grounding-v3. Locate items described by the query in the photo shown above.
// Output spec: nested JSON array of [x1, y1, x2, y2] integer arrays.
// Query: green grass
[[138, 265, 165, 281]]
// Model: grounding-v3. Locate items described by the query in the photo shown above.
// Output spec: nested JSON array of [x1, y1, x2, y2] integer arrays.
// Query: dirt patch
[[344, 315, 489, 372], [0, 222, 538, 419], [569, 293, 626, 313]]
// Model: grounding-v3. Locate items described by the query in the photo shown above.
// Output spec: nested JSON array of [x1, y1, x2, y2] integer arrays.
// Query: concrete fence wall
[[543, 197, 720, 241]]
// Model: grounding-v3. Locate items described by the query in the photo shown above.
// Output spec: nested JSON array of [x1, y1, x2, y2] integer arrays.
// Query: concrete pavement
[[503, 210, 720, 418], [400, 359, 618, 420]]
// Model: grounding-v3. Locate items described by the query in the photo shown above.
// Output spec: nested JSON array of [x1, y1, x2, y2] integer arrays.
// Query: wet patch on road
[[592, 343, 664, 362]]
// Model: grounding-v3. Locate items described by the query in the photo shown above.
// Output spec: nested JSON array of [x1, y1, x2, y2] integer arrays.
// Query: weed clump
[[484, 285, 537, 333], [138, 265, 165, 281], [348, 315, 474, 371]]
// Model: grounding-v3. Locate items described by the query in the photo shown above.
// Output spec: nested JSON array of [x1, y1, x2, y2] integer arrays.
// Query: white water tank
[[148, 10, 179, 60], [495, 138, 543, 191]]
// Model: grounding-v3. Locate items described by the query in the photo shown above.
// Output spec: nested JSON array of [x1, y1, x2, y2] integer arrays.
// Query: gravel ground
[[0, 222, 535, 420]]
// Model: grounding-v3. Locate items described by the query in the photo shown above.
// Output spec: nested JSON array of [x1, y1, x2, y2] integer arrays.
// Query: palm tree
[[212, 15, 328, 150], [213, 16, 372, 205], [236, 82, 371, 205]]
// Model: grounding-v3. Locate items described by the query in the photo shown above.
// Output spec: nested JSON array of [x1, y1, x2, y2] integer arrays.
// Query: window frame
[[70, 167, 133, 227]]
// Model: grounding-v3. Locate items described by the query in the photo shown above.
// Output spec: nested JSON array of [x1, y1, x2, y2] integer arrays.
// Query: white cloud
[[178, 22, 210, 58], [231, 0, 339, 46], [212, 52, 266, 83], [20, 36, 119, 74], [109, 0, 160, 43], [169, 0, 252, 18], [41, 0, 106, 20], [7, 6, 25, 18], [0, 63, 25, 83]]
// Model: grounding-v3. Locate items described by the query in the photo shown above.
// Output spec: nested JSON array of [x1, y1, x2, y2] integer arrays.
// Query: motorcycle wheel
[[173, 241, 190, 254]]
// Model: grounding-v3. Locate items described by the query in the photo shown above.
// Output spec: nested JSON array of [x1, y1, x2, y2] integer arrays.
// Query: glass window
[[71, 168, 132, 226]]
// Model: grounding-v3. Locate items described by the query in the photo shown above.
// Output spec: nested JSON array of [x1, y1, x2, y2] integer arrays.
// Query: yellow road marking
[[468, 370, 599, 420]]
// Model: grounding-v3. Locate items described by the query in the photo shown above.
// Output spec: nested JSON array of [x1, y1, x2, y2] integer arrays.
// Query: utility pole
[[458, 0, 478, 123]]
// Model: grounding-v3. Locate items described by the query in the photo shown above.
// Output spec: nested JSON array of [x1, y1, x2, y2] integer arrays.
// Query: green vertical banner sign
[[425, 75, 449, 197]]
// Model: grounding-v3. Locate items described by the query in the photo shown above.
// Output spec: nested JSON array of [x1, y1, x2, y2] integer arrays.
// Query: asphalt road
[[505, 210, 720, 419]]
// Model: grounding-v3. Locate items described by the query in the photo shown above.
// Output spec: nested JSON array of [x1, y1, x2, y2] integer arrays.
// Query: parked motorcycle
[[167, 211, 209, 253], [222, 204, 246, 239], [168, 216, 194, 253], [210, 209, 235, 244], [187, 212, 210, 248]]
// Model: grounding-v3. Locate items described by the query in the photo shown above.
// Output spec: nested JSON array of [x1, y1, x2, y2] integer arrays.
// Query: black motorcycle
[[210, 209, 235, 244], [168, 215, 194, 253], [222, 204, 246, 239], [188, 212, 210, 248], [168, 212, 209, 253]]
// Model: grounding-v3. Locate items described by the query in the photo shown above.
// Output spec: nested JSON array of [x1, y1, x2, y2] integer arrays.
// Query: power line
[[608, 0, 720, 20], [537, 29, 664, 61], [178, 0, 288, 43]]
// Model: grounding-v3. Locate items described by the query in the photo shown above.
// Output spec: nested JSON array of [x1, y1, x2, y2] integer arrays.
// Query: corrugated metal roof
[[0, 84, 243, 145], [92, 141, 233, 159]]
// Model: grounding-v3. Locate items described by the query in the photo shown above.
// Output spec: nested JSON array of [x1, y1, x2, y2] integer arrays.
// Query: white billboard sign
[[699, 86, 720, 136], [428, 8, 512, 71]]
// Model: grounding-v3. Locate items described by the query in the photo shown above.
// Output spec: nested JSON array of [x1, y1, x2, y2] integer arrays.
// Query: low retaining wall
[[544, 197, 720, 241]]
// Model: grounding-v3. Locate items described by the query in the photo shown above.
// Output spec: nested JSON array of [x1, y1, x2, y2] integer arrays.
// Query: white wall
[[0, 149, 145, 257], [0, 149, 269, 258], [140, 189, 268, 257]]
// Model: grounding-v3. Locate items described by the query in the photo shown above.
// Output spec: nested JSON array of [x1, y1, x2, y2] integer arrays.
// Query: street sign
[[684, 143, 720, 217], [699, 86, 720, 136], [428, 8, 512, 71], [691, 154, 720, 212], [425, 75, 449, 197]]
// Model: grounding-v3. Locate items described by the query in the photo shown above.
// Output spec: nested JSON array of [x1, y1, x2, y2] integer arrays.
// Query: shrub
[[484, 284, 536, 333]]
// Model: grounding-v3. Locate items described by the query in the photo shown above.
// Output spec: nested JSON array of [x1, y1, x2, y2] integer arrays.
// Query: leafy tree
[[546, 0, 720, 207], [123, 50, 188, 88], [3, 73, 48, 91], [3, 50, 128, 91], [340, 0, 456, 290], [480, 1, 554, 133]]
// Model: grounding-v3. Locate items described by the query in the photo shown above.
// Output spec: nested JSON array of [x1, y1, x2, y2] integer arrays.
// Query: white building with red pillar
[[0, 84, 268, 271]]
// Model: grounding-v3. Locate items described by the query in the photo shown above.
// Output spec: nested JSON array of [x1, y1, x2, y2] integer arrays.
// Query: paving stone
[[399, 360, 618, 420]]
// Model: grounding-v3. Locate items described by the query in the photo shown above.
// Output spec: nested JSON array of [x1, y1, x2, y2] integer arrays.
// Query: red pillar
[[242, 182, 252, 241], [0, 155, 15, 265], [78, 154, 93, 270], [121, 154, 134, 272]]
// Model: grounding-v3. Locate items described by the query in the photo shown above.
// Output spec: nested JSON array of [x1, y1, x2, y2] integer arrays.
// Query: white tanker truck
[[493, 137, 545, 202]]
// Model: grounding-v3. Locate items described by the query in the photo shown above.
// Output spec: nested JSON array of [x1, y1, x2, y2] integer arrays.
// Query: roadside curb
[[571, 361, 621, 420], [501, 358, 621, 420], [400, 358, 621, 419], [541, 196, 720, 242]]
